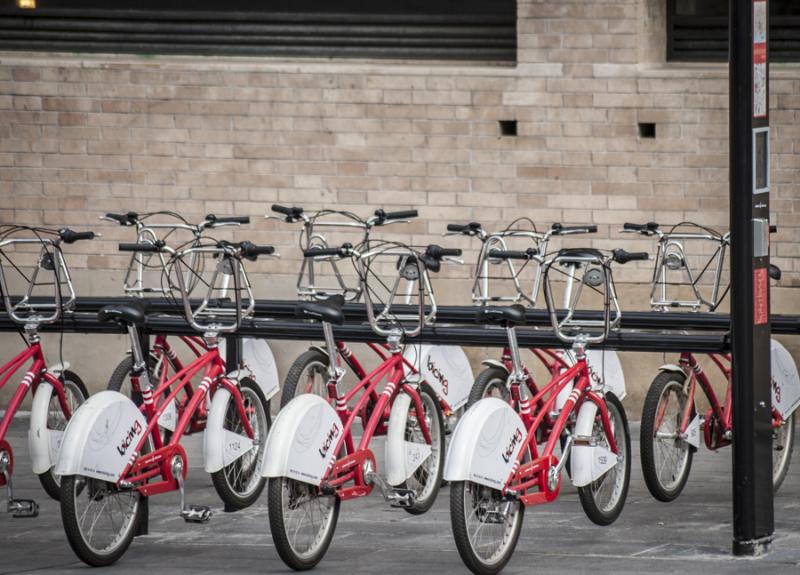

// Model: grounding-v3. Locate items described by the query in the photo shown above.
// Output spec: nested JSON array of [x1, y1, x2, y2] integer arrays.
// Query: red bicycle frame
[[318, 350, 433, 501], [116, 345, 254, 497], [658, 352, 783, 451], [0, 342, 73, 468], [501, 356, 618, 507]]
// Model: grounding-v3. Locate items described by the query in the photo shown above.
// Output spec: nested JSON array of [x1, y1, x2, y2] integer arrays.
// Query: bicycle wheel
[[639, 371, 694, 502], [211, 378, 271, 510], [60, 474, 143, 566], [773, 411, 795, 493], [268, 476, 340, 571], [38, 370, 89, 501], [281, 349, 330, 409], [577, 392, 631, 525], [468, 366, 510, 407], [450, 480, 524, 575], [107, 354, 174, 441], [397, 382, 445, 515]]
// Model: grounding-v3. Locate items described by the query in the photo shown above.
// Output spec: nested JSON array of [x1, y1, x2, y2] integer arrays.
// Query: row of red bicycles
[[0, 208, 796, 575]]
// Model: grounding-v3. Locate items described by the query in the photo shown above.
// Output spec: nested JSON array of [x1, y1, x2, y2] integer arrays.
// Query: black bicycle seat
[[475, 305, 527, 327], [98, 300, 148, 327], [295, 294, 345, 325]]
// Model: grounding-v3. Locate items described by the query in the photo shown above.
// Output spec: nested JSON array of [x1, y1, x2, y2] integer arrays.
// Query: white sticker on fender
[[684, 414, 702, 449], [772, 339, 800, 420], [403, 344, 474, 411], [157, 399, 178, 432], [403, 441, 432, 478], [222, 429, 254, 467], [571, 443, 618, 487], [48, 429, 64, 462], [562, 350, 626, 400]]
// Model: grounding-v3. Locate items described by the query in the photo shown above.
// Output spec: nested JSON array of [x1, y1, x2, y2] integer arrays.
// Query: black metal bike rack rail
[[3, 296, 800, 335]]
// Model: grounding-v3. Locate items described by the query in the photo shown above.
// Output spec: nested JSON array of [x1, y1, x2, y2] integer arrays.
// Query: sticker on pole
[[753, 0, 768, 118], [753, 267, 768, 325], [771, 339, 800, 420]]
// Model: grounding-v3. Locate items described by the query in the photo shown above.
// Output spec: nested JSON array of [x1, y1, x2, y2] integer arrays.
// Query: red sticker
[[754, 267, 768, 325]]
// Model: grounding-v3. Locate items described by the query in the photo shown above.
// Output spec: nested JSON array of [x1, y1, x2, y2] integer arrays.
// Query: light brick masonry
[[0, 0, 798, 406]]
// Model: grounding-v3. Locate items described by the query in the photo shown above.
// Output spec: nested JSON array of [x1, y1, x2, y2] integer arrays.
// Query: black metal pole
[[730, 0, 773, 556]]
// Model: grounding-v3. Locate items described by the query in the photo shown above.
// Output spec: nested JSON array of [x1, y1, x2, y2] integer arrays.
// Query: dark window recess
[[638, 123, 656, 139], [0, 0, 516, 62], [668, 0, 800, 62], [499, 120, 517, 137]]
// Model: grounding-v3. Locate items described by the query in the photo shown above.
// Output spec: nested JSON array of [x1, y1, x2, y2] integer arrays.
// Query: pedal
[[171, 455, 211, 524], [181, 504, 212, 523], [387, 488, 416, 509], [364, 469, 416, 508], [8, 499, 39, 518]]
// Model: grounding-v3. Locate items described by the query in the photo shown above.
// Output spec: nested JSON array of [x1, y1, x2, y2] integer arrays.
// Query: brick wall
[[1, 0, 798, 409]]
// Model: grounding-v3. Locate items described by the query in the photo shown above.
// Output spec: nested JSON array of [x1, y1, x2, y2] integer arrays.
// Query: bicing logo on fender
[[501, 428, 524, 463], [116, 420, 143, 457], [318, 421, 340, 458], [427, 356, 449, 396]]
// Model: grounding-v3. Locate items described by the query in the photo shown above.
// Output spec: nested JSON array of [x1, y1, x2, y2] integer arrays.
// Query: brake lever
[[443, 256, 465, 265]]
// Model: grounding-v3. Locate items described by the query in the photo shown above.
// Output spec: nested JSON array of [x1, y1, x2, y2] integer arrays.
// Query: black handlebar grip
[[60, 229, 95, 243], [769, 264, 782, 281], [488, 248, 537, 260], [383, 209, 418, 220], [425, 244, 462, 259], [208, 214, 250, 225], [105, 213, 128, 224], [239, 241, 275, 259], [119, 242, 161, 253], [623, 222, 644, 231], [447, 223, 468, 232], [613, 249, 649, 264], [303, 246, 347, 258]]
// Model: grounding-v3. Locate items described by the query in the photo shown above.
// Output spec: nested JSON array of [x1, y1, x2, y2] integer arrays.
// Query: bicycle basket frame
[[0, 237, 75, 325], [471, 229, 546, 306], [649, 226, 729, 312]]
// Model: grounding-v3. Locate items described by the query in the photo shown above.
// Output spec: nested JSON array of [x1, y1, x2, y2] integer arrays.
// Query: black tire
[[468, 366, 510, 408], [577, 392, 631, 526], [450, 480, 524, 575], [398, 382, 445, 515], [268, 477, 340, 571], [60, 474, 143, 566], [773, 411, 795, 493], [640, 371, 694, 502], [38, 370, 89, 501], [211, 378, 271, 510], [281, 349, 330, 409]]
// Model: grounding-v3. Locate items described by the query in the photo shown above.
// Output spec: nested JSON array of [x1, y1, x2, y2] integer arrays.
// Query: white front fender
[[260, 394, 341, 485], [28, 382, 60, 474], [443, 398, 526, 489], [203, 387, 255, 474], [571, 400, 618, 488], [404, 344, 474, 411], [385, 393, 431, 486], [54, 391, 147, 482]]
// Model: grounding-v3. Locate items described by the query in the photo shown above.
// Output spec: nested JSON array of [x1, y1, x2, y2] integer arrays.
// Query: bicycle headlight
[[665, 253, 684, 270], [583, 267, 604, 288]]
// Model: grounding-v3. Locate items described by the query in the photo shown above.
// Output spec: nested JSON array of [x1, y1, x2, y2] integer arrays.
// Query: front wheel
[[639, 372, 694, 502], [37, 370, 89, 501], [281, 349, 330, 409], [268, 477, 340, 571], [450, 480, 524, 575], [773, 411, 795, 493], [60, 474, 143, 566], [397, 382, 445, 515], [211, 378, 271, 510], [577, 392, 631, 526]]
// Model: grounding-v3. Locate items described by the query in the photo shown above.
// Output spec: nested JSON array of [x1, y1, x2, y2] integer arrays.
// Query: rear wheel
[[211, 378, 271, 510], [281, 349, 330, 409], [468, 367, 510, 407], [397, 383, 445, 515], [60, 474, 142, 566], [38, 370, 89, 501], [640, 372, 694, 502], [577, 392, 631, 525], [450, 480, 524, 575], [268, 477, 340, 571], [773, 411, 795, 493]]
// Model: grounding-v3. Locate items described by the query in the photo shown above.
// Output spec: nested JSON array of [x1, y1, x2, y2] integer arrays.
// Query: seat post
[[505, 326, 525, 381], [127, 324, 152, 391], [321, 321, 339, 381]]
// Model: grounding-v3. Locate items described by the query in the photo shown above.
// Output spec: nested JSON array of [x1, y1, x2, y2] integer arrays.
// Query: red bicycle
[[263, 241, 461, 570], [445, 247, 646, 575], [0, 226, 95, 517], [56, 239, 274, 566], [271, 204, 473, 428], [628, 222, 796, 500]]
